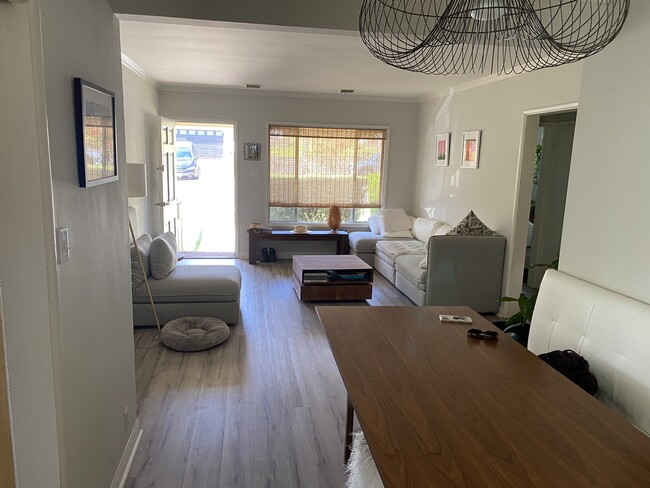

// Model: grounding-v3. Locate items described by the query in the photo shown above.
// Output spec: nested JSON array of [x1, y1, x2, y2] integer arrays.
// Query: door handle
[[155, 202, 170, 207]]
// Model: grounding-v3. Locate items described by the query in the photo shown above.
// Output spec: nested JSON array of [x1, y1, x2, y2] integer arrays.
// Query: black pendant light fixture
[[359, 0, 630, 75]]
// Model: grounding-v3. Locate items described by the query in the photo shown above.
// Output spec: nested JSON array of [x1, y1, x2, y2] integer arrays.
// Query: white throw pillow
[[378, 208, 412, 236], [434, 224, 453, 236], [130, 233, 152, 289], [150, 232, 178, 279], [412, 217, 441, 242], [382, 229, 414, 238], [367, 215, 381, 235]]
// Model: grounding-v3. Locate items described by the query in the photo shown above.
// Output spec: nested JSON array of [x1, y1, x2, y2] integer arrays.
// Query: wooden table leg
[[248, 231, 257, 264], [345, 394, 354, 464]]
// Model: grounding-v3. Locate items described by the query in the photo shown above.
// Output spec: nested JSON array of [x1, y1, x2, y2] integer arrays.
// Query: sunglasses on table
[[467, 328, 499, 340]]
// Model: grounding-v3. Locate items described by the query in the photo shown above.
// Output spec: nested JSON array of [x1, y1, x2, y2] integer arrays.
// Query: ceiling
[[118, 16, 491, 101]]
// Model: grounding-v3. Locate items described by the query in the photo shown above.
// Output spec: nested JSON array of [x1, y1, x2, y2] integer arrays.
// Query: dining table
[[317, 305, 650, 488]]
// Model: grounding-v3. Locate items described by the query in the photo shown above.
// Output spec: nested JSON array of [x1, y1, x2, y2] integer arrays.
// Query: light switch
[[57, 227, 70, 264]]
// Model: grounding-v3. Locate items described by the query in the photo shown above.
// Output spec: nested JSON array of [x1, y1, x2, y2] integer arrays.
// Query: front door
[[158, 118, 182, 247]]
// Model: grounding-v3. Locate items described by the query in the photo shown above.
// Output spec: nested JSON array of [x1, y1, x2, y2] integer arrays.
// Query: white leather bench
[[528, 269, 650, 436]]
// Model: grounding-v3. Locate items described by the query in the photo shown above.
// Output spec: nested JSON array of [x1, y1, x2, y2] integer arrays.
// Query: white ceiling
[[118, 16, 490, 101]]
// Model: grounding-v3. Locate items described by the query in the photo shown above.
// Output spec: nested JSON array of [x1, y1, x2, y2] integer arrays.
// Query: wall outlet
[[249, 169, 260, 179], [56, 227, 70, 264]]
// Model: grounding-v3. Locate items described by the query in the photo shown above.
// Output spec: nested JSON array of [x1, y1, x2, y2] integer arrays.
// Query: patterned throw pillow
[[448, 210, 495, 236]]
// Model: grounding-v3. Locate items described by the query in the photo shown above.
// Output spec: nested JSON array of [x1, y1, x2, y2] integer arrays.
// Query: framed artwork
[[243, 142, 261, 160], [434, 133, 450, 166], [73, 78, 118, 187], [461, 130, 481, 169]]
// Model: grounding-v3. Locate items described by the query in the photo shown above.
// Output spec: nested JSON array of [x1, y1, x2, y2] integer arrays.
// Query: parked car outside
[[176, 142, 200, 179]]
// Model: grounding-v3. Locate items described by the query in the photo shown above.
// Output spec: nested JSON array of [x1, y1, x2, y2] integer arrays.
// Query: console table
[[247, 230, 349, 264]]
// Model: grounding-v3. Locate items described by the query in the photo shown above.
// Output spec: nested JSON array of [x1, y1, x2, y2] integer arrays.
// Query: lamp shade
[[127, 163, 147, 198]]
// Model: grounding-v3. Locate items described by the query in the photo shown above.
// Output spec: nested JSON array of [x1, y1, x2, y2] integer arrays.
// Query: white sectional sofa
[[350, 209, 506, 312]]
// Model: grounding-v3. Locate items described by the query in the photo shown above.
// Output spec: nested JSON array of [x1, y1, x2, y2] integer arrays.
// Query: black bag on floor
[[538, 349, 599, 395]]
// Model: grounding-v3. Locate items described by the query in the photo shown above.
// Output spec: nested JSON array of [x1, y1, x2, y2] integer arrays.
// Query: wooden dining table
[[316, 305, 650, 488]]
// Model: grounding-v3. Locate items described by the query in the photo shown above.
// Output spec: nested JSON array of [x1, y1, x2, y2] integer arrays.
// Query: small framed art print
[[73, 78, 118, 187], [435, 133, 450, 166], [461, 130, 481, 169]]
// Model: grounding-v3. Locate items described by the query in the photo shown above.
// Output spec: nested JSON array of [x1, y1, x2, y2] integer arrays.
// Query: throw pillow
[[434, 224, 453, 236], [150, 231, 178, 279], [448, 211, 495, 236], [130, 233, 152, 289], [412, 217, 441, 242], [378, 208, 412, 236], [367, 215, 381, 235]]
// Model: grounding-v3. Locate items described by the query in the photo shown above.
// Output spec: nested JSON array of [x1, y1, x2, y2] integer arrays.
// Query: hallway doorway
[[175, 123, 236, 257]]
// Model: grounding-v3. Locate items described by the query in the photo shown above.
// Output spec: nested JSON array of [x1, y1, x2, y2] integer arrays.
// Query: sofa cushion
[[132, 263, 241, 304], [368, 215, 381, 234], [379, 208, 413, 237], [130, 233, 152, 289], [150, 232, 178, 279], [448, 210, 495, 236], [412, 217, 441, 242], [395, 255, 428, 291], [349, 232, 384, 254], [375, 240, 426, 266]]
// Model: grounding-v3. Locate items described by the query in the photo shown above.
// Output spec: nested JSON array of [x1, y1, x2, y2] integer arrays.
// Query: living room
[[1, 1, 649, 487]]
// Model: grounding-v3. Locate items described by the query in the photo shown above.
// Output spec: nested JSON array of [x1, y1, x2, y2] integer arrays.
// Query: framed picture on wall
[[461, 130, 481, 169], [434, 133, 450, 166], [73, 78, 118, 187]]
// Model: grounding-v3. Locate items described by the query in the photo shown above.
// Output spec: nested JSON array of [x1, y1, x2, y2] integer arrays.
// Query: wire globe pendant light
[[359, 0, 630, 75]]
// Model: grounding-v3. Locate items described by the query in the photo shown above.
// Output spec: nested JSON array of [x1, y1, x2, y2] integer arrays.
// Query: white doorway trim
[[503, 102, 578, 316]]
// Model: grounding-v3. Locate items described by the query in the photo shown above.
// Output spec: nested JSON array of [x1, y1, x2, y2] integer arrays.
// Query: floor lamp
[[128, 163, 161, 333]]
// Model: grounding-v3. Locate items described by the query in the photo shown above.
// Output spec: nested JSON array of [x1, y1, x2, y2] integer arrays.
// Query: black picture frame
[[73, 78, 118, 187]]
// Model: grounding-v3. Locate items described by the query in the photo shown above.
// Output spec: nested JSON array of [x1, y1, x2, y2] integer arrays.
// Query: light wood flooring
[[126, 259, 413, 488]]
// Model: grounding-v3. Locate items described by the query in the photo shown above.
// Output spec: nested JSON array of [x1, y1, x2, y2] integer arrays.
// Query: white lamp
[[127, 163, 147, 198]]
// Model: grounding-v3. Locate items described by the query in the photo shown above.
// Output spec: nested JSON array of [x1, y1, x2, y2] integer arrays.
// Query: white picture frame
[[434, 133, 450, 166], [461, 130, 481, 169]]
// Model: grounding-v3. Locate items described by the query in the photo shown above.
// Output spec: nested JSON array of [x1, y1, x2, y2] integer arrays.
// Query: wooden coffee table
[[292, 255, 373, 301]]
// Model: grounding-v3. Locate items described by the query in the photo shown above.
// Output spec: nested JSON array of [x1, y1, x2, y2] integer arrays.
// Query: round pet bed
[[160, 317, 230, 352]]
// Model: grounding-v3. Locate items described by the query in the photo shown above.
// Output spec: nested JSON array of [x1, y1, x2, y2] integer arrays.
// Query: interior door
[[158, 118, 182, 248], [528, 117, 575, 287]]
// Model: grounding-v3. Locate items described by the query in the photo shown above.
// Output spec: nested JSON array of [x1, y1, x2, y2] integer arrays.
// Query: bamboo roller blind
[[269, 125, 386, 208]]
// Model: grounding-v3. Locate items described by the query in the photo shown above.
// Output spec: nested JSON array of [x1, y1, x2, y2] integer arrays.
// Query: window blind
[[269, 125, 386, 208]]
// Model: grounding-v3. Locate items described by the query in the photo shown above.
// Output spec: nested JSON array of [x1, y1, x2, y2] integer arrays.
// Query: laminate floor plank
[[127, 259, 413, 488]]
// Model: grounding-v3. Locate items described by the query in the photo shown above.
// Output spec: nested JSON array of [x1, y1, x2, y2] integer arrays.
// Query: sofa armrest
[[425, 235, 506, 313]]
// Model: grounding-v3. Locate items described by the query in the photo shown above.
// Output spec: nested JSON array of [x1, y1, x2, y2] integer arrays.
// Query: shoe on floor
[[269, 248, 277, 262], [261, 247, 269, 263]]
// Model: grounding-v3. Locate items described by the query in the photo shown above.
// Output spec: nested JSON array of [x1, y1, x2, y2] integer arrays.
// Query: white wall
[[560, 0, 650, 303], [0, 3, 62, 486], [159, 89, 419, 257], [122, 65, 159, 235], [38, 0, 138, 486], [414, 63, 583, 305]]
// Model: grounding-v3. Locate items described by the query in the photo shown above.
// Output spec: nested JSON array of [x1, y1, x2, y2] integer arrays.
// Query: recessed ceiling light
[[339, 89, 355, 94]]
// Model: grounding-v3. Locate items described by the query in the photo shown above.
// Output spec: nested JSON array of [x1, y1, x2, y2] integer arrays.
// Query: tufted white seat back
[[528, 269, 650, 436]]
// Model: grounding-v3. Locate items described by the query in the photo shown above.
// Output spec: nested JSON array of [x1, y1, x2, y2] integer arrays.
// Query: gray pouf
[[160, 317, 230, 352]]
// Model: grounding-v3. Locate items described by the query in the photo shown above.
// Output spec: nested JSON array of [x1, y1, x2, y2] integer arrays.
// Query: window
[[269, 125, 386, 223]]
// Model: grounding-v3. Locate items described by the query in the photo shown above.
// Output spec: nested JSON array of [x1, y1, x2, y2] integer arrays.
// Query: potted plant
[[498, 257, 558, 346]]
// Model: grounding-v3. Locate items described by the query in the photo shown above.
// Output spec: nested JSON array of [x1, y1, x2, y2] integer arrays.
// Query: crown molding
[[121, 53, 158, 85]]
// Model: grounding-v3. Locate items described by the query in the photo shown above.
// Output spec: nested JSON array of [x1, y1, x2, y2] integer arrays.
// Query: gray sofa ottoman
[[132, 261, 241, 326]]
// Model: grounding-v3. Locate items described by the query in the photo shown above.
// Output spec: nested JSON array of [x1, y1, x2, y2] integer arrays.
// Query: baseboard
[[110, 417, 143, 488]]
